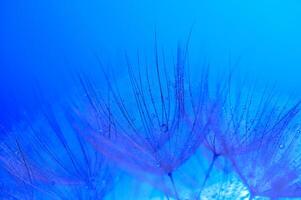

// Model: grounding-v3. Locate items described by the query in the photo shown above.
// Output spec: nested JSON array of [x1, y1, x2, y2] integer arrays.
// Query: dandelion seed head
[[200, 177, 250, 200]]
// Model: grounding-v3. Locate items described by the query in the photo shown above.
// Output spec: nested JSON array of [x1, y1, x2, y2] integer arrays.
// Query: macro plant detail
[[201, 75, 301, 199], [0, 27, 301, 200], [66, 45, 220, 199], [227, 100, 301, 199], [1, 43, 301, 199], [2, 0, 301, 198], [0, 102, 117, 200]]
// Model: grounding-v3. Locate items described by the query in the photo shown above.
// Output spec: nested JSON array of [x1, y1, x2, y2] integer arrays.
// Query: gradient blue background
[[2, 0, 301, 98]]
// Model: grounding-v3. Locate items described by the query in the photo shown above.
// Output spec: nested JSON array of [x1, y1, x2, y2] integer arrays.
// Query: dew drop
[[279, 144, 285, 149], [160, 124, 168, 133], [89, 177, 95, 183], [14, 151, 20, 156]]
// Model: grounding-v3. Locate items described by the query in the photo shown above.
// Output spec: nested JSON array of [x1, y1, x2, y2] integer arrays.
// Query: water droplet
[[297, 129, 301, 134], [89, 177, 95, 183], [160, 124, 168, 133], [279, 144, 285, 149]]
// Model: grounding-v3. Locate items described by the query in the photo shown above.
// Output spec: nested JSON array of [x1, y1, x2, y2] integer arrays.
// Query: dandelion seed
[[225, 96, 301, 199], [0, 103, 117, 199], [199, 70, 301, 199], [70, 42, 215, 199]]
